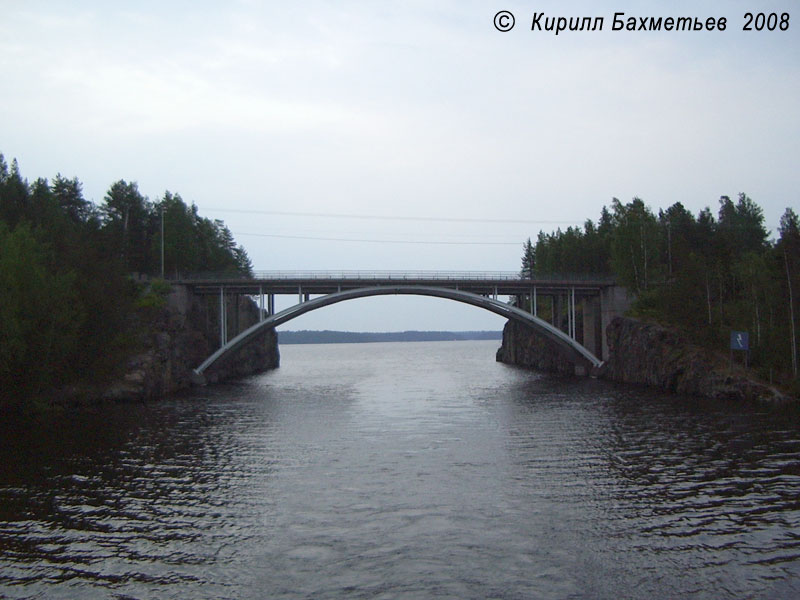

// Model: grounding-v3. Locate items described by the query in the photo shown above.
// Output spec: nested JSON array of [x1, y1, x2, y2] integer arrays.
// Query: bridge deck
[[178, 271, 615, 297]]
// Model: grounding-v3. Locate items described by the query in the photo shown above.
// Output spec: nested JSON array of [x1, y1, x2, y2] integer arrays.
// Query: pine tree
[[520, 238, 535, 278]]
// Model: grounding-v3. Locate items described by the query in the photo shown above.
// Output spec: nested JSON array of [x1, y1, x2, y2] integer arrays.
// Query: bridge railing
[[175, 270, 616, 283], [250, 270, 521, 280]]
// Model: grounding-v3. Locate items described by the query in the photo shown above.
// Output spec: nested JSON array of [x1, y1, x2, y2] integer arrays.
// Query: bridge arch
[[193, 286, 603, 380]]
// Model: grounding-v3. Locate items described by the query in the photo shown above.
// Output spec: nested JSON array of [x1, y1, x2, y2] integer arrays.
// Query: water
[[1, 340, 799, 599]]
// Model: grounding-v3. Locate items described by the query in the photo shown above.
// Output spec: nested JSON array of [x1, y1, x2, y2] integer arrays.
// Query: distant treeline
[[278, 330, 503, 344], [0, 154, 251, 404], [519, 195, 800, 388]]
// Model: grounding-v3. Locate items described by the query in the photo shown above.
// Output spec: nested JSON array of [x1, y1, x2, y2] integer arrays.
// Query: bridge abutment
[[190, 285, 280, 384], [600, 285, 633, 361], [497, 285, 630, 375]]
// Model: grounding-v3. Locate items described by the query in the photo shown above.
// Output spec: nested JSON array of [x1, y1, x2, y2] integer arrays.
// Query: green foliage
[[0, 152, 254, 408], [134, 292, 167, 311], [149, 192, 252, 278], [609, 197, 662, 293], [134, 279, 172, 311], [149, 278, 173, 295], [519, 194, 800, 388], [0, 223, 83, 401], [520, 238, 535, 278], [101, 180, 153, 273], [52, 174, 95, 225]]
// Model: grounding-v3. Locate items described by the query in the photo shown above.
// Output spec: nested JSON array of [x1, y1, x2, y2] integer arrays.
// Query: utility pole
[[160, 203, 165, 279], [786, 248, 797, 377]]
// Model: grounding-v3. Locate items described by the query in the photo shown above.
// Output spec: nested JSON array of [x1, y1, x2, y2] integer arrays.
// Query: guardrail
[[250, 270, 520, 280], [175, 270, 616, 283]]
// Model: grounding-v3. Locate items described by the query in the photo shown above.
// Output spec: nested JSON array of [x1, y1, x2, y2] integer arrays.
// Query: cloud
[[2, 1, 798, 276]]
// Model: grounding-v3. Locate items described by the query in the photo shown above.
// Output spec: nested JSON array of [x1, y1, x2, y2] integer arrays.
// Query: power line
[[234, 226, 517, 240], [211, 207, 580, 226], [234, 231, 520, 246]]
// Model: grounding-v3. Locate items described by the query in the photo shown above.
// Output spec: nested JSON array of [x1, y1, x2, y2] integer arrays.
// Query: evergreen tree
[[520, 238, 535, 278], [101, 180, 153, 273], [156, 192, 201, 277], [0, 223, 83, 400], [52, 174, 93, 224], [516, 194, 797, 387], [0, 152, 257, 407], [234, 245, 254, 276], [609, 198, 661, 293], [0, 156, 30, 227]]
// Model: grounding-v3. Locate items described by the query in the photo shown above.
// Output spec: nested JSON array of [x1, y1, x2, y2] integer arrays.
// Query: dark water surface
[[1, 341, 799, 599]]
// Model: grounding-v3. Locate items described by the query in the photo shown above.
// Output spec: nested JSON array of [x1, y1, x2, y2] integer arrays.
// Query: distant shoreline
[[277, 330, 502, 345]]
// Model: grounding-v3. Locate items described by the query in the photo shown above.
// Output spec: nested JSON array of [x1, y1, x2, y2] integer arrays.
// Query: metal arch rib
[[193, 286, 603, 377]]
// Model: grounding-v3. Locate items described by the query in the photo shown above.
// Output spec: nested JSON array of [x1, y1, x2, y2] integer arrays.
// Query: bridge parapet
[[177, 270, 616, 283], [176, 271, 616, 297]]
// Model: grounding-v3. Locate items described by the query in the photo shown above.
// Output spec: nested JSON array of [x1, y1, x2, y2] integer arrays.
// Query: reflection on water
[[1, 341, 799, 599]]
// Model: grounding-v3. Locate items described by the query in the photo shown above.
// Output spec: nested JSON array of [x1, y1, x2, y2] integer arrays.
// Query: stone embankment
[[101, 286, 279, 401], [497, 317, 792, 404]]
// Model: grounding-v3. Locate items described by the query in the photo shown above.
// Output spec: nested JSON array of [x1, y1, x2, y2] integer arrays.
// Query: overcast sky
[[2, 1, 798, 331]]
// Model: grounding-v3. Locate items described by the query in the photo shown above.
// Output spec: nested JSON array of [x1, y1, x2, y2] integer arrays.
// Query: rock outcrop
[[600, 317, 789, 403], [495, 320, 576, 375], [101, 285, 279, 401], [496, 316, 793, 404]]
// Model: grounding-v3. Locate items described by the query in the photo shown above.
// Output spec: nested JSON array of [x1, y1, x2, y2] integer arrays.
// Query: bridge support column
[[553, 294, 561, 329], [219, 287, 227, 346], [233, 293, 240, 338], [268, 294, 275, 316], [259, 286, 264, 322], [582, 296, 600, 357], [570, 287, 576, 340], [567, 290, 573, 339]]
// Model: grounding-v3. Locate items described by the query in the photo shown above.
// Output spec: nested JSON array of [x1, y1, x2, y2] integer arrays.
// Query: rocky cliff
[[600, 317, 789, 403], [495, 320, 576, 375], [496, 316, 792, 404], [100, 285, 279, 401]]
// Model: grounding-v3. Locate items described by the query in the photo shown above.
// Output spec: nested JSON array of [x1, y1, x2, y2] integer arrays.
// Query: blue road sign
[[730, 331, 749, 351]]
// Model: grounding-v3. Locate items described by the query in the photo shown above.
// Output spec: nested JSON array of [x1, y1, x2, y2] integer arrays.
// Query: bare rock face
[[496, 315, 793, 404], [102, 286, 279, 401], [600, 317, 790, 404], [495, 320, 576, 375]]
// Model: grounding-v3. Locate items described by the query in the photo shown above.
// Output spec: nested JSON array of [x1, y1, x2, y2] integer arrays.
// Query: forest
[[3, 149, 798, 403], [0, 154, 252, 405], [519, 195, 800, 390]]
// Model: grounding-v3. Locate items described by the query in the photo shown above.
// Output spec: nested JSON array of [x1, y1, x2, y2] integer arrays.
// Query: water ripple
[[1, 341, 799, 599]]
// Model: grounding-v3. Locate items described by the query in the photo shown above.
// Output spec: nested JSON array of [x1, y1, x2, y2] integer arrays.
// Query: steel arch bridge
[[188, 282, 606, 383]]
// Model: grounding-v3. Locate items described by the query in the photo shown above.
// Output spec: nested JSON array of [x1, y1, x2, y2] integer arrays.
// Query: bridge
[[175, 271, 628, 382]]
